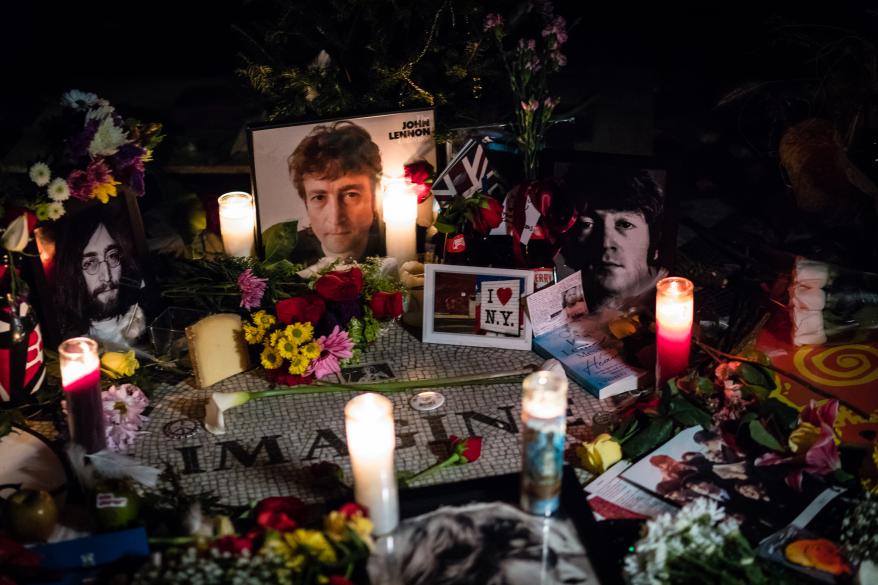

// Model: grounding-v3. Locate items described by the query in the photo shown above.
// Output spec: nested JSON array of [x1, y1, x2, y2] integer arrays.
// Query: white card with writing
[[518, 195, 542, 246], [480, 279, 520, 336]]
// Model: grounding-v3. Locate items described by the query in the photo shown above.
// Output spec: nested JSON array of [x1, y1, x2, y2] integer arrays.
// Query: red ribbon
[[508, 179, 578, 267]]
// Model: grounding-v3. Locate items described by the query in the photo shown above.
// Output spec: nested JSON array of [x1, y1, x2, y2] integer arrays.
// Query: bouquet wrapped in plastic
[[789, 257, 878, 345]]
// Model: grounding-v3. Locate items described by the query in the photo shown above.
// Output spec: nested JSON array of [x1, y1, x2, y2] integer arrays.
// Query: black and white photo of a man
[[54, 210, 146, 347], [560, 167, 666, 311]]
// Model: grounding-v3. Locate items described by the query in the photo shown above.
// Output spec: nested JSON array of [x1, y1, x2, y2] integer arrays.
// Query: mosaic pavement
[[132, 323, 610, 505]]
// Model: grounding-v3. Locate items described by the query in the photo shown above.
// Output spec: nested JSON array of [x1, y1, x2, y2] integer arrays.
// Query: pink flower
[[67, 168, 96, 200], [102, 384, 149, 452], [755, 400, 840, 490], [483, 13, 504, 31], [238, 269, 268, 310], [307, 326, 354, 379], [542, 16, 568, 44]]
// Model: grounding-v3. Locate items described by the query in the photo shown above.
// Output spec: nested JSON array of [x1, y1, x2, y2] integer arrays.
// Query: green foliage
[[262, 220, 299, 269], [748, 419, 785, 452], [623, 417, 674, 460], [434, 190, 491, 233]]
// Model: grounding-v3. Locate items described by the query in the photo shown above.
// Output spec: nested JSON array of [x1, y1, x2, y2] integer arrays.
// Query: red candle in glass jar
[[655, 277, 694, 389], [59, 337, 106, 453]]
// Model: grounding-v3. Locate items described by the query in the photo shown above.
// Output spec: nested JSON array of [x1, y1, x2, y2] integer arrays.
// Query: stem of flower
[[695, 339, 868, 418], [402, 455, 459, 486]]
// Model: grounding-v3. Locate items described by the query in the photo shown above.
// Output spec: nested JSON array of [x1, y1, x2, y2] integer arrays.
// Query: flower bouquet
[[6, 90, 162, 222], [788, 256, 878, 345]]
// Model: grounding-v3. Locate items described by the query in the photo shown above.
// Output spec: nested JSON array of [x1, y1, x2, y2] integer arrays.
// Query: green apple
[[94, 481, 141, 531], [5, 489, 59, 542]]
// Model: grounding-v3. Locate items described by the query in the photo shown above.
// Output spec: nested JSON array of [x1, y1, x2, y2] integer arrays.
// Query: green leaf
[[669, 394, 712, 428], [742, 384, 771, 401], [737, 363, 776, 390], [434, 220, 456, 234], [262, 220, 298, 263], [833, 468, 855, 483], [695, 376, 717, 396], [761, 398, 800, 433], [748, 419, 784, 452], [623, 417, 674, 460]]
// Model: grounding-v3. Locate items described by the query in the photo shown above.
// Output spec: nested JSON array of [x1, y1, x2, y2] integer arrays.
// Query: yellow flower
[[253, 310, 276, 329], [263, 533, 306, 571], [347, 514, 375, 549], [300, 341, 322, 360], [292, 528, 337, 564], [286, 322, 313, 345], [243, 323, 265, 344], [323, 511, 347, 542], [260, 345, 283, 369], [276, 336, 298, 360], [288, 353, 310, 375], [100, 350, 139, 379], [269, 330, 284, 347], [576, 433, 622, 475], [789, 422, 821, 454], [92, 177, 120, 203]]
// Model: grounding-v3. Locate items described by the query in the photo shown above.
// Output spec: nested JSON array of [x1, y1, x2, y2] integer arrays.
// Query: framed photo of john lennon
[[247, 108, 437, 267], [548, 151, 679, 314], [30, 189, 154, 349], [422, 264, 534, 350]]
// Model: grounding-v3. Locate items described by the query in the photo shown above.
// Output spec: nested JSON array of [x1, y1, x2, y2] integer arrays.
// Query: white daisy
[[47, 177, 70, 201], [85, 103, 115, 122], [62, 89, 101, 110], [88, 116, 128, 157], [46, 202, 65, 221], [29, 162, 51, 186]]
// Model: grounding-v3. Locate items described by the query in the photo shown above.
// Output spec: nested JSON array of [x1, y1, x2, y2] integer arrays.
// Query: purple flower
[[318, 300, 364, 335], [307, 326, 354, 379], [103, 384, 149, 452], [68, 118, 100, 160], [549, 50, 567, 67], [111, 143, 147, 195], [521, 99, 540, 112], [238, 269, 268, 310], [67, 168, 96, 201], [524, 56, 542, 71], [483, 13, 504, 31]]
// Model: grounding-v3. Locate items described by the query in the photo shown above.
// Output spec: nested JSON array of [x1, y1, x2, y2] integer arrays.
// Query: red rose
[[370, 291, 403, 319], [328, 577, 356, 585], [449, 435, 483, 463], [338, 502, 369, 519], [254, 496, 304, 532], [266, 370, 314, 386], [470, 197, 503, 234], [315, 267, 364, 302], [211, 534, 254, 555], [404, 160, 434, 204], [276, 294, 326, 325]]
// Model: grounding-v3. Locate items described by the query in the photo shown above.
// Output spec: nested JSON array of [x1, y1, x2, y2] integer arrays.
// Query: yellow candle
[[218, 191, 256, 258], [382, 179, 418, 265], [345, 393, 399, 535], [655, 277, 694, 387]]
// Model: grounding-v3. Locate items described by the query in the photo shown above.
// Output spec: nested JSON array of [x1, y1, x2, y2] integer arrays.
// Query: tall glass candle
[[345, 393, 399, 535], [218, 191, 256, 257], [520, 370, 567, 516], [655, 277, 694, 388], [59, 337, 105, 453], [382, 179, 417, 265]]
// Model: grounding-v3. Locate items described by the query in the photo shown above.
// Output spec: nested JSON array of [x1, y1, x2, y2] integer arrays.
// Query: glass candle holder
[[59, 337, 105, 453], [382, 178, 418, 265], [520, 370, 568, 516], [345, 393, 399, 535], [655, 277, 694, 388], [218, 191, 256, 258]]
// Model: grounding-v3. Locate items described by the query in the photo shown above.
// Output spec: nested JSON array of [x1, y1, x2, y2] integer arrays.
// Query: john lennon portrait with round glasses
[[50, 202, 149, 347]]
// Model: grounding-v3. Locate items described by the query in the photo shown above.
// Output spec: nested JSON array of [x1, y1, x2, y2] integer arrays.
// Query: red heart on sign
[[497, 287, 513, 305]]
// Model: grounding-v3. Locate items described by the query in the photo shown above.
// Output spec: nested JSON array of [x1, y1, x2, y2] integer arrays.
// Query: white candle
[[382, 179, 417, 265], [520, 370, 568, 516], [345, 393, 399, 535], [655, 277, 694, 388], [218, 191, 256, 257]]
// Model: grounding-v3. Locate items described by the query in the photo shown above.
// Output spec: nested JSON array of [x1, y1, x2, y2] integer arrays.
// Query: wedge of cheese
[[186, 313, 250, 388]]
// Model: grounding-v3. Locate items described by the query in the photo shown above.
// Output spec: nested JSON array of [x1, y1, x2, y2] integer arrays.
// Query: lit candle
[[345, 393, 399, 535], [218, 191, 256, 257], [382, 179, 417, 265], [59, 337, 106, 453], [655, 277, 694, 388], [520, 370, 567, 516]]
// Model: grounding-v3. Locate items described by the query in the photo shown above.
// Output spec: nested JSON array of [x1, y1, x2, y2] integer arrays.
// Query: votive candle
[[520, 370, 568, 516], [382, 179, 417, 265], [655, 276, 694, 388], [218, 191, 256, 257], [345, 393, 399, 535], [59, 337, 105, 453]]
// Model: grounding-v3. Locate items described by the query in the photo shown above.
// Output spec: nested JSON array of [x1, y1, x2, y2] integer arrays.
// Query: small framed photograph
[[422, 264, 534, 350], [549, 151, 679, 312], [248, 109, 437, 265], [31, 190, 155, 348]]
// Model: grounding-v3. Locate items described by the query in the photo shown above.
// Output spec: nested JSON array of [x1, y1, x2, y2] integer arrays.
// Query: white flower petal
[[204, 392, 251, 435], [2, 214, 30, 252], [29, 162, 51, 186], [47, 177, 70, 202]]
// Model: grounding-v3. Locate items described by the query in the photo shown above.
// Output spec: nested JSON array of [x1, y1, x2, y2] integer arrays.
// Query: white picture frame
[[422, 264, 535, 350]]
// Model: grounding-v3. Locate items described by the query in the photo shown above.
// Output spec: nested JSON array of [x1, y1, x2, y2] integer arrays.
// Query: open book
[[527, 273, 644, 399]]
